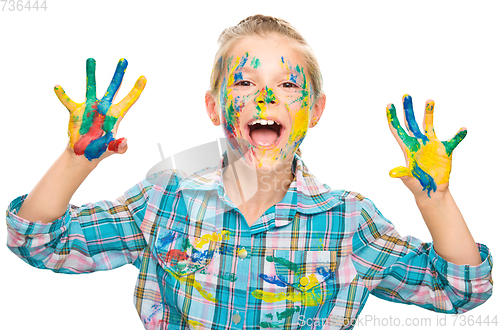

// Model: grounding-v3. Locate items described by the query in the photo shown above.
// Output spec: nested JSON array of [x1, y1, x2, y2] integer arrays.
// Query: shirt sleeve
[[350, 196, 493, 314], [5, 180, 153, 274]]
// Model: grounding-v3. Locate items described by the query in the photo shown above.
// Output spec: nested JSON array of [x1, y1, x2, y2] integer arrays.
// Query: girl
[[6, 15, 493, 330]]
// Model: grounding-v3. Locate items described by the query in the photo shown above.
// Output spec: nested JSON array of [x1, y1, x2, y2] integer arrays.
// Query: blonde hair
[[210, 14, 323, 158]]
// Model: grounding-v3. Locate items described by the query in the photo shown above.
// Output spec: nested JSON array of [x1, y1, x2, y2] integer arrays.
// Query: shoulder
[[327, 188, 390, 225]]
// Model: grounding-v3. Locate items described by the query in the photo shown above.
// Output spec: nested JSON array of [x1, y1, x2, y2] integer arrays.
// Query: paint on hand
[[55, 58, 146, 161], [387, 94, 466, 197]]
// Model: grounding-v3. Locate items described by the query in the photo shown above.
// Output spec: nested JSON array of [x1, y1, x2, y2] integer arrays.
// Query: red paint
[[159, 249, 189, 263], [74, 110, 105, 155], [108, 137, 125, 152]]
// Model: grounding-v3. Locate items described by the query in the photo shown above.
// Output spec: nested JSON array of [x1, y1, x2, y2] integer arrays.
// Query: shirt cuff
[[429, 242, 493, 281], [6, 194, 70, 235]]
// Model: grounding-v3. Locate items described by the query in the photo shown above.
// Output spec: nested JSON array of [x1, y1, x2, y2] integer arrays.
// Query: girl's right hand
[[54, 58, 147, 164]]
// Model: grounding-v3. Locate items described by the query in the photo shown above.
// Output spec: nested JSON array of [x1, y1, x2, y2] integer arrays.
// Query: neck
[[222, 147, 295, 210]]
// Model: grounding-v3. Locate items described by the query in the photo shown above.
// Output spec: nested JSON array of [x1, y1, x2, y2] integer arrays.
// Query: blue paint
[[259, 274, 287, 287], [411, 161, 437, 197], [84, 131, 114, 160], [217, 244, 233, 255], [101, 58, 128, 102], [234, 72, 243, 82], [403, 95, 429, 143], [190, 249, 214, 263], [157, 231, 177, 249], [143, 302, 163, 323], [316, 266, 333, 279], [235, 52, 249, 71]]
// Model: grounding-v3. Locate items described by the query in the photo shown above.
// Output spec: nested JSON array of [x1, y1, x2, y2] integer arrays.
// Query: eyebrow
[[236, 66, 298, 74]]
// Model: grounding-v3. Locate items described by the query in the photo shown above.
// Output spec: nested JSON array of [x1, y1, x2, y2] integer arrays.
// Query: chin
[[234, 144, 295, 173]]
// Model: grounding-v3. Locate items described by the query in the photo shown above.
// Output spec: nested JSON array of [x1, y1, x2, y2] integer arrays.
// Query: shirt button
[[238, 248, 247, 259], [177, 260, 187, 270], [300, 276, 309, 286], [232, 313, 241, 324]]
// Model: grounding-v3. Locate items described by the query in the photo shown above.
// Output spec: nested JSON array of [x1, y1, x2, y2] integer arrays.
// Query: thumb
[[108, 138, 127, 154], [389, 166, 412, 179]]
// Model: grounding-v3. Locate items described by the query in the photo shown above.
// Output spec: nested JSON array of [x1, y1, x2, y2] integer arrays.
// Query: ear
[[309, 93, 326, 128], [205, 91, 220, 126]]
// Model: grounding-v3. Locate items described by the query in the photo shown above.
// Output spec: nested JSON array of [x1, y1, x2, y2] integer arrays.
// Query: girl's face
[[210, 35, 324, 171]]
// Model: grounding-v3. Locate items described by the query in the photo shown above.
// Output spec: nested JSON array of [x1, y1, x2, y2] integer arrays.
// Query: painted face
[[217, 36, 314, 170]]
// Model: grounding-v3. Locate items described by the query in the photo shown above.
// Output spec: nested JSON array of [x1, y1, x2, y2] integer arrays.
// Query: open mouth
[[246, 118, 284, 147]]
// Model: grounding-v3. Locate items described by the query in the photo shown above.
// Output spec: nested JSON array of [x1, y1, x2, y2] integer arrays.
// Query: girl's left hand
[[386, 94, 467, 199]]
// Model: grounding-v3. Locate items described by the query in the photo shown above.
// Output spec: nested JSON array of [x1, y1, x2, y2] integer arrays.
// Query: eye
[[234, 80, 254, 87], [280, 82, 299, 88]]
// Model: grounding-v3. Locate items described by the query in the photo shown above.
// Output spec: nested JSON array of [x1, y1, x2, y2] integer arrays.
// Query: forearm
[[17, 148, 98, 224], [416, 189, 482, 266]]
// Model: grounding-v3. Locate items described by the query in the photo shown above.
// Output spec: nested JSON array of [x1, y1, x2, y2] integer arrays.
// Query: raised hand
[[386, 94, 467, 198], [54, 58, 146, 161]]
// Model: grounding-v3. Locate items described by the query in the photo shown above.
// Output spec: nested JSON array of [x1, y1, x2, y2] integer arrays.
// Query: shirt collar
[[175, 151, 343, 224]]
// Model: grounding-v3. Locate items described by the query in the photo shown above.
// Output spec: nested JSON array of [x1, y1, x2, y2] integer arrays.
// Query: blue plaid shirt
[[6, 152, 493, 329]]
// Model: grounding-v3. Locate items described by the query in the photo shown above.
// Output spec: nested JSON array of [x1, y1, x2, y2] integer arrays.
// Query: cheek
[[285, 91, 312, 143], [220, 89, 251, 138]]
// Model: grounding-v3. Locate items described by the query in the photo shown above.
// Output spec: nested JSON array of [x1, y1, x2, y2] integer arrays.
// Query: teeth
[[248, 119, 281, 126]]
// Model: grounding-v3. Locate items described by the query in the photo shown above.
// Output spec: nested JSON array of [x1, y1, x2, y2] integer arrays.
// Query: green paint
[[79, 105, 95, 135], [218, 272, 237, 282], [102, 115, 117, 132], [226, 56, 234, 72], [266, 255, 299, 272], [225, 100, 238, 128], [443, 129, 467, 156], [387, 104, 420, 153], [265, 313, 273, 320], [251, 56, 261, 69], [276, 306, 300, 320], [182, 237, 192, 251], [259, 321, 283, 328], [263, 86, 276, 103]]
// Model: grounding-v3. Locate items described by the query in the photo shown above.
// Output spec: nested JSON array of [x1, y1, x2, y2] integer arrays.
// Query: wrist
[[414, 188, 451, 208], [63, 146, 100, 172]]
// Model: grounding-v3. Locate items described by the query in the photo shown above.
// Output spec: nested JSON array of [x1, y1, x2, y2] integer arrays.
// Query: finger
[[402, 94, 429, 142], [111, 76, 147, 118], [54, 85, 78, 112], [102, 58, 128, 103], [86, 58, 97, 101], [389, 166, 412, 178], [108, 137, 127, 153], [423, 99, 437, 139], [387, 103, 415, 153], [442, 127, 467, 156]]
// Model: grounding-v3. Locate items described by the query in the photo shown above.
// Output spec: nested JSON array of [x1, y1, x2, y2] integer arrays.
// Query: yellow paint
[[390, 137, 452, 185], [165, 268, 218, 303], [301, 273, 320, 291], [194, 230, 231, 249], [187, 319, 204, 329], [252, 286, 324, 306]]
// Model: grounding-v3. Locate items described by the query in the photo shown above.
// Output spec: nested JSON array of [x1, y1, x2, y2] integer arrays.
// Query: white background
[[1, 0, 498, 329]]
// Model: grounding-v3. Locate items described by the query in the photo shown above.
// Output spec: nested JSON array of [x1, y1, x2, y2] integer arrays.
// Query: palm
[[386, 94, 467, 198], [54, 58, 146, 161]]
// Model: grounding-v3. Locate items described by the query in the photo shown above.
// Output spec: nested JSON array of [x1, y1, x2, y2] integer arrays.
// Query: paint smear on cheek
[[220, 54, 262, 160]]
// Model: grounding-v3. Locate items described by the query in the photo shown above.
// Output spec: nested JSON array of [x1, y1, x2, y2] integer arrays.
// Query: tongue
[[250, 128, 278, 146]]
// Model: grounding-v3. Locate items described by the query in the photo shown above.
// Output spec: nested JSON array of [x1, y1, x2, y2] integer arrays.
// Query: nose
[[254, 86, 279, 106]]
